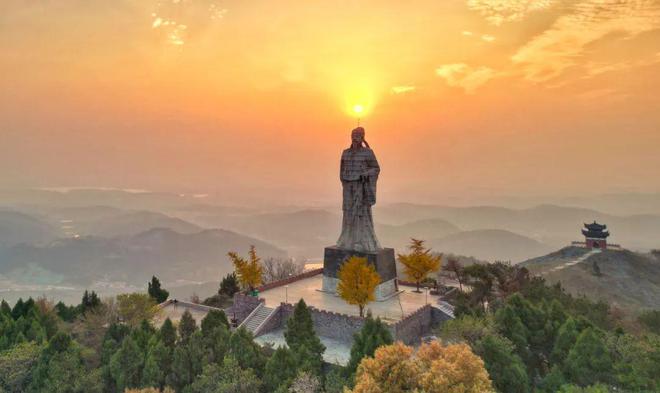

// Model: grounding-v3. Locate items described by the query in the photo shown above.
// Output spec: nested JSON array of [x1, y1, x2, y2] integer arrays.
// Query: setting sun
[[353, 104, 364, 115]]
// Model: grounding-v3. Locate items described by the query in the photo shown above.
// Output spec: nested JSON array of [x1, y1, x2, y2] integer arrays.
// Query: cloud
[[436, 63, 497, 93], [150, 0, 227, 46], [512, 0, 660, 82], [391, 85, 416, 94], [467, 0, 557, 25], [481, 34, 496, 42]]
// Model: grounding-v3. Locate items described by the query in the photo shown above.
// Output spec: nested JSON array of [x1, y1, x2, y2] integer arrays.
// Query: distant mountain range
[[2, 189, 660, 302], [0, 210, 57, 247], [0, 227, 285, 287], [374, 203, 660, 251], [428, 229, 554, 263], [521, 247, 660, 313]]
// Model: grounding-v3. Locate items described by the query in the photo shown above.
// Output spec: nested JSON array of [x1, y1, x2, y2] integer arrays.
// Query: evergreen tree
[[564, 328, 613, 387], [159, 318, 177, 349], [476, 334, 530, 393], [537, 366, 567, 393], [54, 301, 77, 322], [109, 335, 144, 392], [200, 309, 229, 337], [11, 298, 25, 320], [168, 331, 207, 391], [495, 303, 530, 363], [178, 310, 197, 344], [184, 356, 261, 393], [132, 319, 157, 351], [284, 299, 325, 354], [141, 338, 170, 389], [284, 300, 325, 376], [346, 312, 393, 376], [551, 317, 580, 365], [324, 366, 350, 393], [227, 327, 266, 375], [30, 333, 101, 393], [206, 324, 231, 364], [263, 346, 298, 392], [0, 300, 11, 316], [81, 290, 101, 313], [219, 273, 240, 297], [148, 276, 170, 304]]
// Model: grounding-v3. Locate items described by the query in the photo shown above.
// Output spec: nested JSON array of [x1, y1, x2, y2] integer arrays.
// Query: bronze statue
[[336, 127, 381, 252]]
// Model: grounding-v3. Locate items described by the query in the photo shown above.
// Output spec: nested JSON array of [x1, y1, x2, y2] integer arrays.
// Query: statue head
[[351, 127, 369, 148]]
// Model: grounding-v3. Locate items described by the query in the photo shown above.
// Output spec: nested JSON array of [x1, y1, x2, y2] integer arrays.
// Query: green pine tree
[[284, 300, 325, 377], [109, 335, 144, 391], [227, 327, 266, 375], [141, 338, 170, 388], [178, 310, 197, 344], [263, 346, 298, 392], [346, 311, 393, 376], [564, 328, 613, 387], [168, 331, 207, 391], [476, 334, 530, 393], [148, 276, 170, 304], [219, 273, 240, 297], [159, 318, 177, 349], [200, 309, 229, 337]]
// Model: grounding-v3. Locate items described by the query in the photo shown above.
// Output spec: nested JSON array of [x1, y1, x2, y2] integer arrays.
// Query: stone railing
[[156, 299, 226, 313], [257, 268, 324, 292]]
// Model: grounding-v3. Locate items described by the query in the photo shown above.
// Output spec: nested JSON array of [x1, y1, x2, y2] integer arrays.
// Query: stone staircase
[[239, 304, 275, 335], [435, 301, 455, 319]]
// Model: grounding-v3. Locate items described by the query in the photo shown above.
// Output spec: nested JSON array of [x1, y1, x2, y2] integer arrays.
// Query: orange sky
[[1, 0, 659, 206]]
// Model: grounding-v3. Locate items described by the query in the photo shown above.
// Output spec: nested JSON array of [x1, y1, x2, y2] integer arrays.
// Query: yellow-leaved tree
[[228, 245, 263, 293], [350, 341, 494, 393], [337, 256, 381, 317], [397, 238, 441, 292]]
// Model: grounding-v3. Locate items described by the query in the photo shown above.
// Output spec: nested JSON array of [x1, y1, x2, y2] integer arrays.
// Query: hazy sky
[[2, 0, 659, 205]]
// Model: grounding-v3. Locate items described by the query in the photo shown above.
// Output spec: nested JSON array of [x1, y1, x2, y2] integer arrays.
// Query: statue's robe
[[336, 146, 381, 252]]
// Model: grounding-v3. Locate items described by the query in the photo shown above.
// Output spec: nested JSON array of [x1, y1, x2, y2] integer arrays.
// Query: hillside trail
[[549, 249, 600, 272]]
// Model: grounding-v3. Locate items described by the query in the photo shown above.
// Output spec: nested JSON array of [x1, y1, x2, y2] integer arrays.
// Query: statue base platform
[[321, 246, 398, 301]]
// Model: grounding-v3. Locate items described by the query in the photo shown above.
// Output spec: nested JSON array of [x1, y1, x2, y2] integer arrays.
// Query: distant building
[[582, 221, 609, 249]]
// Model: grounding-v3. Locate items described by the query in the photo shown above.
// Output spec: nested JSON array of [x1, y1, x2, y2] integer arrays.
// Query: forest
[[0, 265, 659, 393]]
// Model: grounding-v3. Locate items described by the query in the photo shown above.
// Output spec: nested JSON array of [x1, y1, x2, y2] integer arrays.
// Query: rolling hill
[[521, 247, 660, 312], [428, 229, 554, 263]]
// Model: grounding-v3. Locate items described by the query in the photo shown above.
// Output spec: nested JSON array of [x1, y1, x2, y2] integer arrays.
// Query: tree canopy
[[337, 256, 381, 317], [229, 246, 263, 292], [397, 238, 441, 292]]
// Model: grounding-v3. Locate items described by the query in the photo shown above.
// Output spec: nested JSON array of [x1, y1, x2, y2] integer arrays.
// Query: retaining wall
[[276, 303, 366, 343], [391, 304, 433, 345]]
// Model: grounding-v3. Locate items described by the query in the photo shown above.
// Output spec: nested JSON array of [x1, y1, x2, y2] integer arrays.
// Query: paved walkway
[[259, 274, 440, 322], [548, 249, 600, 272], [255, 328, 351, 365]]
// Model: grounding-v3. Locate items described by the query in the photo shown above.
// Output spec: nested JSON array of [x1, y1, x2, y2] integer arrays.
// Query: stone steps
[[241, 305, 275, 335]]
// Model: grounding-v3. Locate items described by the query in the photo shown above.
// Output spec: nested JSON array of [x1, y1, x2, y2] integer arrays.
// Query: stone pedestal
[[322, 246, 397, 301]]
